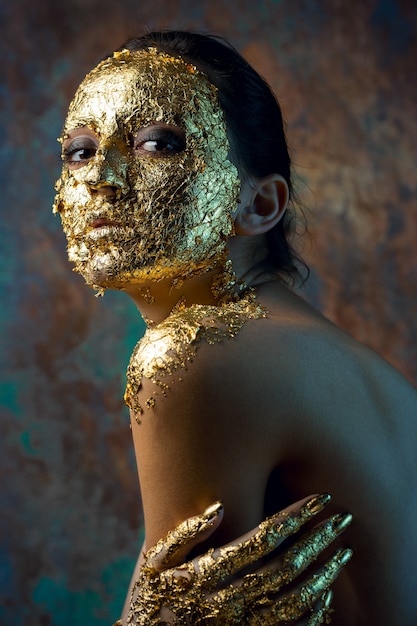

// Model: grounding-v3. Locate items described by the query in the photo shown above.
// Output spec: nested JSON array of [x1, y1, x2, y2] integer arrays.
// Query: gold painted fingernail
[[338, 548, 353, 566], [332, 512, 353, 533], [306, 493, 331, 515], [203, 501, 223, 520]]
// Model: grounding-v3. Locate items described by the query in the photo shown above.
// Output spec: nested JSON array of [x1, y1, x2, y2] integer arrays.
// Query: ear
[[234, 174, 289, 236]]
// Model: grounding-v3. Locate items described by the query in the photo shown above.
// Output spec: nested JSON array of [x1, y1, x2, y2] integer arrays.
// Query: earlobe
[[234, 174, 289, 236]]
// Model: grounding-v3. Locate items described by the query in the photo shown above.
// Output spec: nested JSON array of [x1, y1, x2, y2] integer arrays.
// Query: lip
[[86, 221, 134, 240], [90, 218, 120, 228]]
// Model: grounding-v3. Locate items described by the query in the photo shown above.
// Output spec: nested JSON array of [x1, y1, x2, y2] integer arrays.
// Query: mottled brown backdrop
[[1, 0, 416, 624]]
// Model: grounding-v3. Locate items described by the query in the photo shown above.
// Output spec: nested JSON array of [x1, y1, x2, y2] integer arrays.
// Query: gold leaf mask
[[53, 48, 241, 292]]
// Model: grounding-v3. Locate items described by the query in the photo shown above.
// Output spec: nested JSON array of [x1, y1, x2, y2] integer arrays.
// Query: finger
[[305, 589, 334, 625], [211, 552, 340, 626], [193, 494, 332, 587], [225, 512, 352, 597], [259, 511, 353, 584], [270, 590, 333, 626], [267, 547, 352, 622], [282, 512, 352, 572], [246, 590, 333, 626], [146, 501, 224, 570], [211, 537, 347, 615]]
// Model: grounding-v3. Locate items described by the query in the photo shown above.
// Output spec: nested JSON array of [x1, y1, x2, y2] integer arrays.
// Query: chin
[[76, 253, 125, 290], [78, 259, 155, 291], [75, 249, 216, 291]]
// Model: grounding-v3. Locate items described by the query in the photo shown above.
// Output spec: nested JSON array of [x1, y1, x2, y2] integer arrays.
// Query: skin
[[123, 496, 351, 625], [56, 50, 417, 625]]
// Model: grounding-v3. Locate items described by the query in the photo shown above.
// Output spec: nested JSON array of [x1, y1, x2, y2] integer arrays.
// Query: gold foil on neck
[[53, 48, 240, 293], [124, 290, 266, 421]]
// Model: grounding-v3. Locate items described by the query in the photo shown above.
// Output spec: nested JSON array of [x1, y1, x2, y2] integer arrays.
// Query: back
[[244, 282, 417, 624], [130, 281, 417, 625]]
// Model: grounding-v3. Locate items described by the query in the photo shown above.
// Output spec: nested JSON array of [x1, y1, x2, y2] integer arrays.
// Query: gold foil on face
[[53, 48, 240, 291], [124, 290, 266, 421]]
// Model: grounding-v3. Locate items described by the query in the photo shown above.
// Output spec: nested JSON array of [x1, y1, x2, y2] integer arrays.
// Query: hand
[[124, 494, 352, 625]]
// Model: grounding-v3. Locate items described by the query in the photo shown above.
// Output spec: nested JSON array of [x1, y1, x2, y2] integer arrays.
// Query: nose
[[83, 148, 128, 197], [88, 181, 119, 198]]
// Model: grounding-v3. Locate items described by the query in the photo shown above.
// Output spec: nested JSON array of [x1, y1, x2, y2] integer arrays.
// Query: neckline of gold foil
[[124, 291, 266, 423]]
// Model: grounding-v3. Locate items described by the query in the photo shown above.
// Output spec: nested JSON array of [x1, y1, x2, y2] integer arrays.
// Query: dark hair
[[114, 30, 308, 283]]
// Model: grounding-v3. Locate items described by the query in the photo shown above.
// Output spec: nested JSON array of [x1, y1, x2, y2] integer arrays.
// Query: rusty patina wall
[[1, 1, 416, 624]]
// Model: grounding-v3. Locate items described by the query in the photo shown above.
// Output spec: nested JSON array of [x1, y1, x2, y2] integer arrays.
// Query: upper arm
[[130, 337, 272, 549]]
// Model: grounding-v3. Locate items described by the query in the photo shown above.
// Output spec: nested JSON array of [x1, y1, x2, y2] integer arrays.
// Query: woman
[[53, 31, 417, 624]]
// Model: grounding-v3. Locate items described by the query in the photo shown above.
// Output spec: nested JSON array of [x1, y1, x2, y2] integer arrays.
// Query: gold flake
[[146, 397, 156, 409], [125, 289, 266, 416]]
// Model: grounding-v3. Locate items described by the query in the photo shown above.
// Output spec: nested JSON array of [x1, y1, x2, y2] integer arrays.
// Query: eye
[[134, 125, 186, 158], [62, 135, 98, 169]]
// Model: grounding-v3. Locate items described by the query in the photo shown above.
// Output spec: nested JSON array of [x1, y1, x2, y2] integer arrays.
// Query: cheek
[[187, 154, 241, 233], [55, 176, 91, 235], [55, 175, 91, 234], [129, 154, 196, 212]]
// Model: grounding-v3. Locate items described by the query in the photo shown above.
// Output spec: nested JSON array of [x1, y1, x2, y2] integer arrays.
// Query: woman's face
[[53, 48, 240, 291]]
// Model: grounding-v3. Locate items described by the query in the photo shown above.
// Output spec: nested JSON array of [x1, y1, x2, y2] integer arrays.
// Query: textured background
[[1, 1, 416, 624]]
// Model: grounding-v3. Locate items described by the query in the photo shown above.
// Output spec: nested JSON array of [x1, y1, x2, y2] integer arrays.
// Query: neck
[[122, 264, 240, 326], [121, 237, 280, 326]]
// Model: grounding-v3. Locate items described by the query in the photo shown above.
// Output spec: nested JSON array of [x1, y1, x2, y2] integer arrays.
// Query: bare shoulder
[[126, 292, 266, 416], [254, 282, 417, 418], [131, 281, 417, 445]]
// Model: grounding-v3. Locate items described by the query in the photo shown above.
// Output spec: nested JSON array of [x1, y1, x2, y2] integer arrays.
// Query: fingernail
[[321, 588, 333, 609], [203, 501, 223, 520], [338, 548, 353, 566], [332, 512, 353, 533], [305, 493, 331, 515]]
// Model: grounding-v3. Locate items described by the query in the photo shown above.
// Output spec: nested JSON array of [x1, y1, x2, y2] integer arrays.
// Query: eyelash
[[62, 141, 97, 165], [134, 129, 186, 156]]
